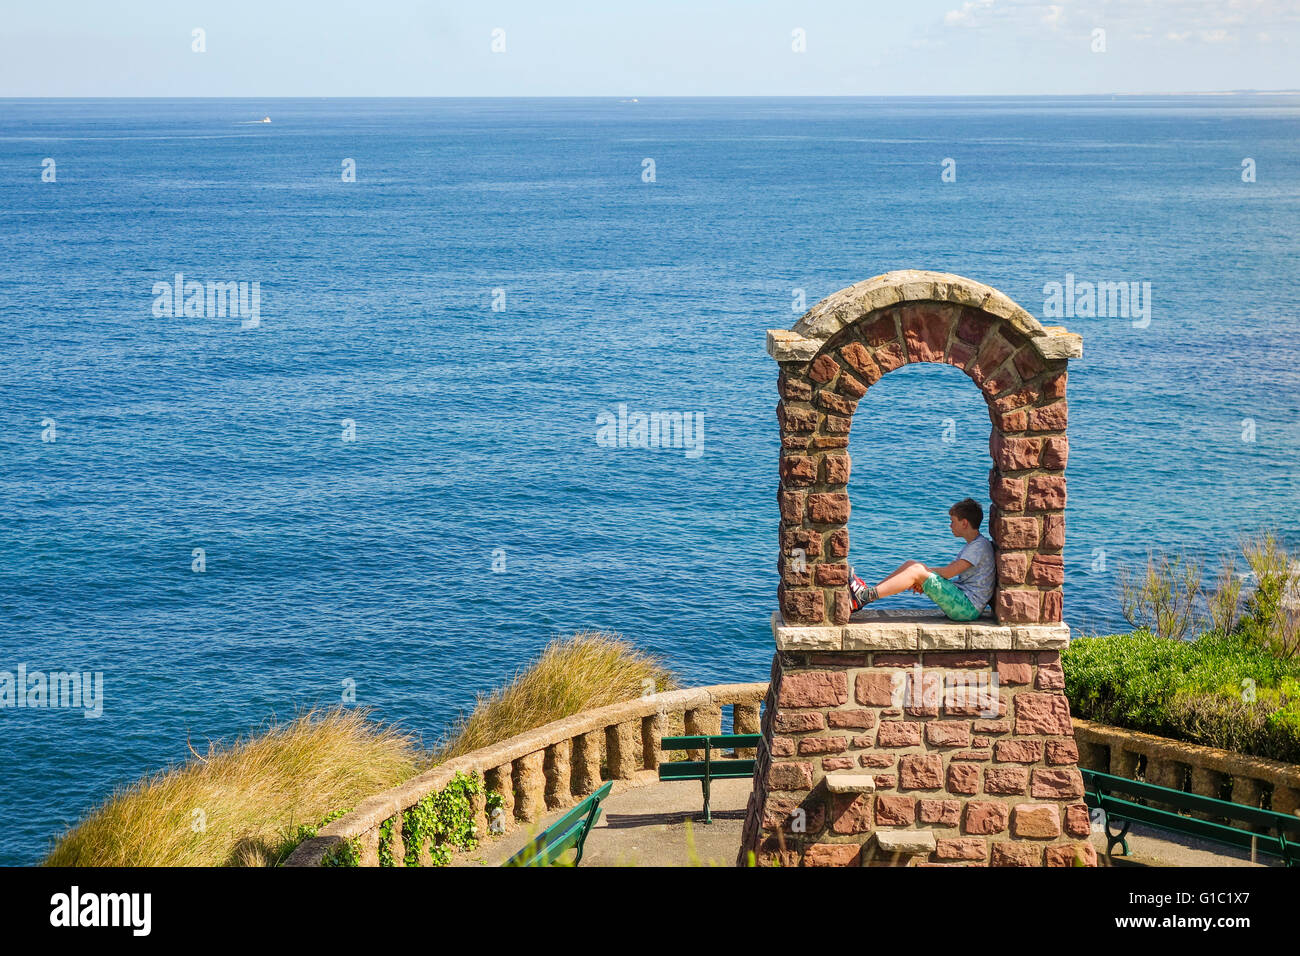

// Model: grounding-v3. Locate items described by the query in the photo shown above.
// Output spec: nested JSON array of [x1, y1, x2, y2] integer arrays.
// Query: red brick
[[901, 305, 954, 364], [803, 843, 861, 867], [779, 671, 848, 708], [997, 552, 1029, 585], [774, 712, 825, 734], [947, 763, 980, 795], [839, 342, 882, 386], [996, 589, 1041, 624], [860, 753, 896, 768], [798, 736, 848, 755], [990, 476, 1026, 511], [876, 720, 922, 748], [1012, 347, 1045, 382], [1014, 693, 1073, 736], [778, 403, 818, 434], [874, 342, 906, 373], [919, 799, 962, 826], [925, 720, 972, 748], [1012, 803, 1062, 838], [828, 528, 850, 558], [956, 309, 993, 346], [770, 736, 796, 757], [823, 454, 851, 485], [763, 794, 825, 833], [836, 372, 868, 399], [1040, 514, 1065, 549], [1065, 803, 1092, 837], [779, 371, 813, 401], [992, 516, 1040, 549], [860, 313, 899, 347], [872, 774, 897, 789], [935, 838, 987, 861], [807, 493, 850, 524], [924, 652, 989, 669], [990, 434, 1043, 472], [904, 671, 942, 716], [855, 671, 898, 707], [1045, 739, 1079, 764], [963, 801, 1009, 834], [779, 454, 817, 486], [1026, 475, 1067, 512], [1042, 371, 1067, 399], [994, 739, 1044, 763], [1030, 768, 1085, 799], [778, 490, 805, 523], [1036, 658, 1065, 690], [991, 842, 1043, 866], [1041, 589, 1063, 622], [973, 719, 1012, 734], [768, 761, 815, 791], [1028, 401, 1067, 433], [808, 354, 839, 384], [814, 563, 849, 586], [823, 756, 855, 771], [984, 766, 1029, 795], [899, 753, 943, 790], [875, 794, 915, 826], [830, 793, 874, 834], [815, 389, 857, 417], [1042, 436, 1069, 469], [827, 709, 876, 730], [1028, 554, 1064, 586], [996, 651, 1033, 685], [1046, 842, 1096, 867]]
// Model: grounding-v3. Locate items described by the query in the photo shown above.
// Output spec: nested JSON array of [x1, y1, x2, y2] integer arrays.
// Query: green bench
[[1082, 768, 1300, 866], [659, 734, 762, 824], [503, 780, 613, 867]]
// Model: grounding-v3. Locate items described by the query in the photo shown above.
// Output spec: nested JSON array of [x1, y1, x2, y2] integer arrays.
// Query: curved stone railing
[[284, 682, 767, 867], [1073, 717, 1300, 823]]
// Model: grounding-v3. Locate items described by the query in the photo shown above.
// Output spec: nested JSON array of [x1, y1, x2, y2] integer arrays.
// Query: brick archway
[[769, 271, 1082, 626]]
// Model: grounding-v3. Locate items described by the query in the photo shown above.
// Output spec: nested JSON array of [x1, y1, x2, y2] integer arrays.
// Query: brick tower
[[738, 270, 1096, 867]]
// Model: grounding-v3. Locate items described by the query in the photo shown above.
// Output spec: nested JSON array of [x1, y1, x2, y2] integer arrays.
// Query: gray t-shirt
[[953, 534, 995, 610]]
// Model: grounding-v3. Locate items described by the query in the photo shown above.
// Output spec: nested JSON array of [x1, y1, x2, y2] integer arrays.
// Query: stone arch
[[768, 270, 1082, 626]]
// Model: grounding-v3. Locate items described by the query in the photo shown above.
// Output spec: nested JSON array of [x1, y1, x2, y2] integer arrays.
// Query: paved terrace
[[453, 776, 1280, 867]]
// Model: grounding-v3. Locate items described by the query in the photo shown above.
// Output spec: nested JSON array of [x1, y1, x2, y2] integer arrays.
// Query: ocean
[[1, 96, 1298, 865]]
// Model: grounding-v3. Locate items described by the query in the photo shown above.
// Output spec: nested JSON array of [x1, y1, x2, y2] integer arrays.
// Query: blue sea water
[[1, 96, 1298, 866]]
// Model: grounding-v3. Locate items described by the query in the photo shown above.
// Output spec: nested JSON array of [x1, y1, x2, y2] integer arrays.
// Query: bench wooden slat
[[503, 780, 613, 867], [659, 759, 755, 780], [660, 734, 762, 750]]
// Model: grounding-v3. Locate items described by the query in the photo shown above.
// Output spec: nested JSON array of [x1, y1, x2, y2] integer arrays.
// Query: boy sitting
[[849, 498, 995, 622]]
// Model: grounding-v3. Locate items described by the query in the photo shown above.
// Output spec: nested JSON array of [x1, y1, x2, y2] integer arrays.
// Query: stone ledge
[[824, 773, 876, 793], [771, 610, 1070, 652], [875, 829, 937, 855]]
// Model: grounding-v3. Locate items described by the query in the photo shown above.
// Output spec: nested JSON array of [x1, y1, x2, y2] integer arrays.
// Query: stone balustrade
[[1072, 717, 1300, 824], [284, 682, 767, 867]]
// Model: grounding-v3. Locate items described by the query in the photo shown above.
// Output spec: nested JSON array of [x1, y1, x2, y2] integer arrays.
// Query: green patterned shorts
[[921, 573, 981, 621]]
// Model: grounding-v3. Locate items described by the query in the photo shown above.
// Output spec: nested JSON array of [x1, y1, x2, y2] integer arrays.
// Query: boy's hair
[[949, 498, 983, 530]]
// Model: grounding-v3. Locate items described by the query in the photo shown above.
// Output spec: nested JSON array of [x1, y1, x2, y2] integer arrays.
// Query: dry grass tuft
[[43, 708, 419, 867], [434, 630, 676, 760]]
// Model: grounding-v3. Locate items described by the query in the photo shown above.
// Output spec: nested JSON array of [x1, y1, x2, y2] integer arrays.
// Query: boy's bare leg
[[873, 560, 931, 599]]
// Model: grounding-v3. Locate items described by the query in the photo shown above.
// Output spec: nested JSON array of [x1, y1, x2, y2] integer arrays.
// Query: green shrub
[[1063, 630, 1300, 763]]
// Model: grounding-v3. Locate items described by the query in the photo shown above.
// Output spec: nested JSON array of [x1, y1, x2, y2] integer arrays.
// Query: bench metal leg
[[1105, 817, 1131, 861]]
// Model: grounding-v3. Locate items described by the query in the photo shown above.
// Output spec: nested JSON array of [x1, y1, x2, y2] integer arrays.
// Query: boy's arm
[[928, 559, 973, 580]]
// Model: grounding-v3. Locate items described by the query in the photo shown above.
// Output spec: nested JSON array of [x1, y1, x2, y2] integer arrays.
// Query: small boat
[[261, 116, 271, 123]]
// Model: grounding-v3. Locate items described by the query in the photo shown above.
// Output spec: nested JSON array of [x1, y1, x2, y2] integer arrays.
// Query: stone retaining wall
[[1073, 717, 1300, 821]]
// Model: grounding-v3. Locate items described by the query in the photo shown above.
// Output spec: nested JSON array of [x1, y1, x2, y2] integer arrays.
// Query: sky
[[1, 0, 1298, 97]]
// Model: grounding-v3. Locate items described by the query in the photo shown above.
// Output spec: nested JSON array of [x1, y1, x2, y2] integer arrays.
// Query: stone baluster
[[1109, 746, 1140, 780], [641, 712, 665, 771], [357, 827, 381, 867], [606, 720, 640, 779], [485, 764, 515, 834], [1073, 738, 1107, 773], [544, 740, 573, 810], [387, 813, 407, 867], [513, 751, 547, 822], [734, 701, 761, 758], [1271, 784, 1300, 820], [1144, 758, 1186, 811], [1188, 766, 1223, 821], [685, 704, 723, 760], [571, 731, 603, 795]]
